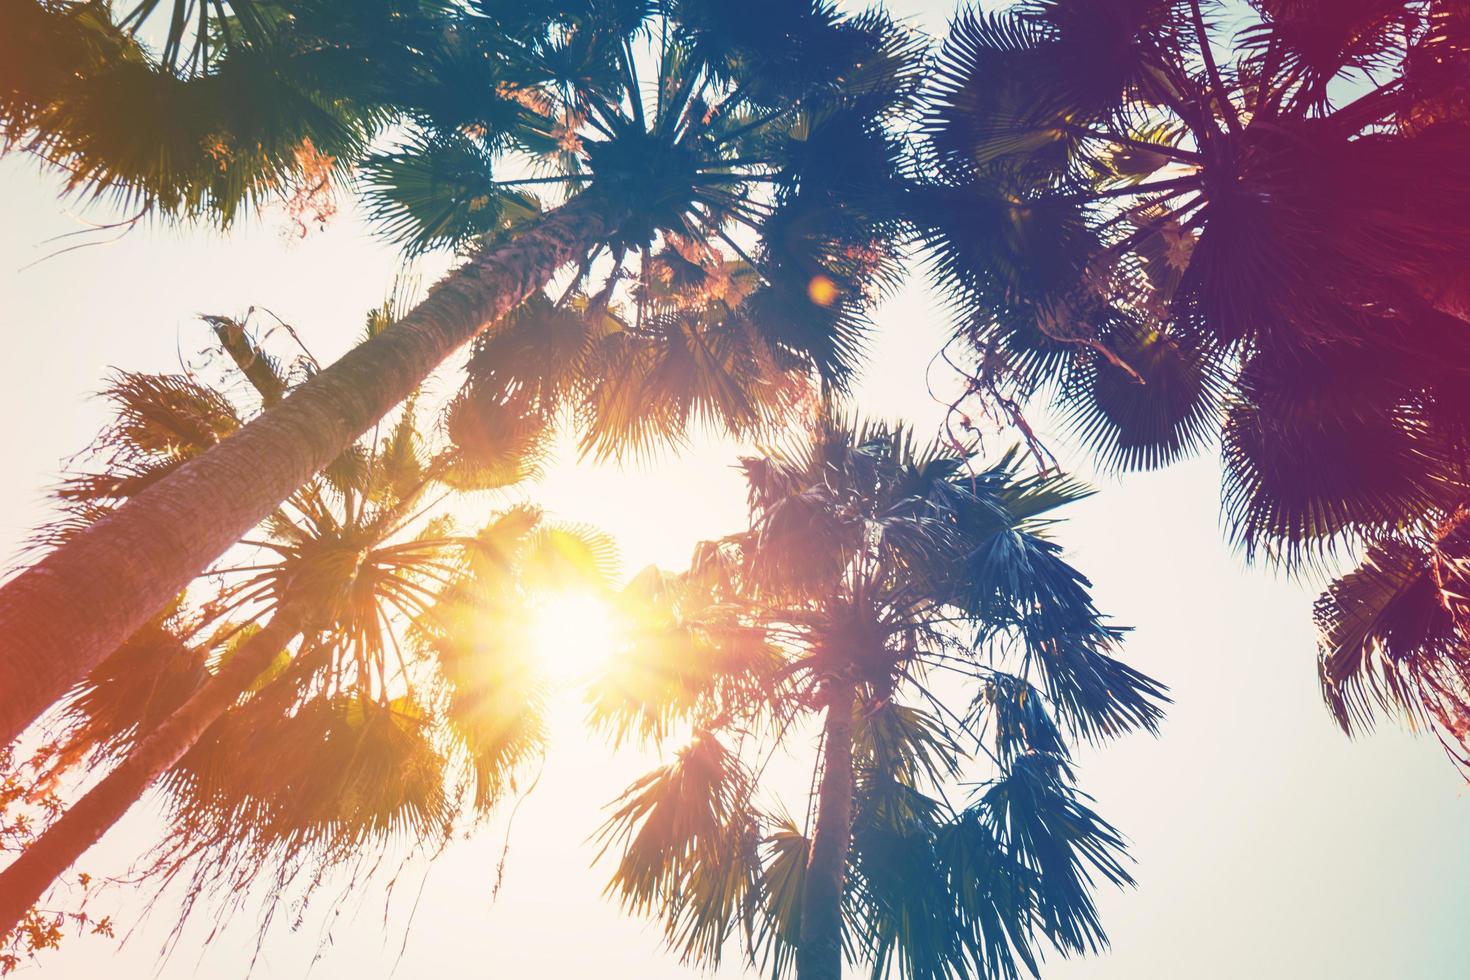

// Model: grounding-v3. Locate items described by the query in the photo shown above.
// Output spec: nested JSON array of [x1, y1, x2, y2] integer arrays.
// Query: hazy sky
[[4, 2, 1470, 977]]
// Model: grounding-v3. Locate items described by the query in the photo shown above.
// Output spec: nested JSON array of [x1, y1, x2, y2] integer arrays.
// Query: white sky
[[3, 2, 1470, 977]]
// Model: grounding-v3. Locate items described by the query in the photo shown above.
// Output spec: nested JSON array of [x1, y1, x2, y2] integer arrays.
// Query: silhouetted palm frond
[[919, 0, 1470, 766]]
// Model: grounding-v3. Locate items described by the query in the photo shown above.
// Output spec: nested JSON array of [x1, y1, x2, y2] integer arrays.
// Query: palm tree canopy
[[354, 0, 923, 390], [23, 309, 612, 941], [0, 0, 393, 223], [5, 0, 922, 393], [915, 0, 1470, 761], [592, 413, 1166, 979]]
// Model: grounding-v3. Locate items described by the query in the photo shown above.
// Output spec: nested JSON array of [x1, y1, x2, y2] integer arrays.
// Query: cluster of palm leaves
[[911, 1, 1470, 759], [0, 0, 927, 747], [591, 414, 1166, 979], [0, 308, 618, 942], [25, 0, 1470, 971], [451, 254, 807, 464], [0, 0, 379, 222], [352, 0, 923, 415]]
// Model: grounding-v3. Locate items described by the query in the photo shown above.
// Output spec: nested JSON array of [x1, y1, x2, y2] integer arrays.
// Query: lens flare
[[807, 274, 839, 306]]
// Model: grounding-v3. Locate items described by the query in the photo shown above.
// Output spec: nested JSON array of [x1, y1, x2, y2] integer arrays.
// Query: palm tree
[[591, 414, 1166, 979], [0, 312, 612, 940], [0, 0, 921, 749], [914, 2, 1470, 759]]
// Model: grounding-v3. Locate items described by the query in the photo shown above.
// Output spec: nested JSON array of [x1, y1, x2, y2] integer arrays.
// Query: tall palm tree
[[592, 414, 1166, 980], [914, 2, 1470, 760], [0, 312, 613, 940], [0, 0, 921, 749]]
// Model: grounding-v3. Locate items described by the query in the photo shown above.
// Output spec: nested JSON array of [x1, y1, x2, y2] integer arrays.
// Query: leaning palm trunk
[[797, 678, 856, 980], [0, 195, 611, 748], [0, 607, 304, 937]]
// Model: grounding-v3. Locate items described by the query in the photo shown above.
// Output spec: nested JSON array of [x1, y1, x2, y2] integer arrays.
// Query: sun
[[528, 591, 621, 684]]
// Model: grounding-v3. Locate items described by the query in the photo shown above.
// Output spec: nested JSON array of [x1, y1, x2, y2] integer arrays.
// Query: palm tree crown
[[592, 414, 1166, 979], [356, 0, 922, 384], [914, 0, 1470, 763], [0, 308, 612, 944], [5, 0, 920, 391]]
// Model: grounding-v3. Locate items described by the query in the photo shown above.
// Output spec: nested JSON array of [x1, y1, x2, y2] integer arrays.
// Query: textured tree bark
[[0, 194, 611, 748], [797, 679, 855, 980], [0, 606, 302, 938]]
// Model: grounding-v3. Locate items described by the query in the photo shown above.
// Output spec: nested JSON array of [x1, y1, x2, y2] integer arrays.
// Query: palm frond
[[596, 731, 764, 968], [1221, 343, 1455, 566], [1059, 322, 1226, 472], [753, 818, 809, 979], [976, 670, 1069, 766], [853, 702, 963, 790], [847, 776, 972, 980], [8, 15, 371, 222], [361, 132, 543, 254], [1314, 527, 1470, 742], [161, 693, 453, 871], [972, 751, 1133, 958]]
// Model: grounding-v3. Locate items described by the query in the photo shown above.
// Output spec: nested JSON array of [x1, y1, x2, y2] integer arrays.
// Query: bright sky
[[4, 2, 1470, 977]]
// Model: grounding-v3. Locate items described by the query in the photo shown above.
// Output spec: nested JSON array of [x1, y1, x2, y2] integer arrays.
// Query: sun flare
[[528, 591, 621, 684]]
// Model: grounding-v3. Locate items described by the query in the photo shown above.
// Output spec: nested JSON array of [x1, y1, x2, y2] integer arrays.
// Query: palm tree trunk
[[0, 193, 613, 748], [797, 678, 855, 980], [0, 606, 303, 938]]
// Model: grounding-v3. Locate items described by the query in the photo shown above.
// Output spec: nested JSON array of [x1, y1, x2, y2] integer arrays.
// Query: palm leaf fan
[[1221, 342, 1456, 565], [1314, 523, 1470, 743], [162, 692, 452, 863], [595, 731, 764, 967], [970, 751, 1132, 957], [361, 131, 543, 255], [1059, 319, 1226, 472], [441, 385, 554, 491]]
